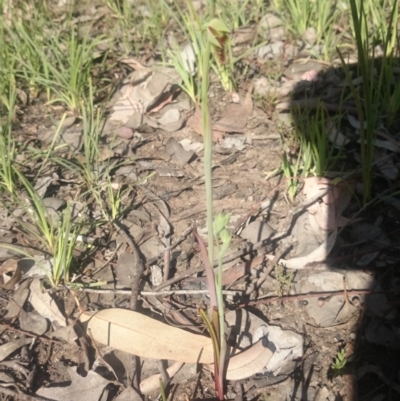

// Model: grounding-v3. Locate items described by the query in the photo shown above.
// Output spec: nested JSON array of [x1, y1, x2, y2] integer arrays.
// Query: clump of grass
[[0, 87, 18, 194], [106, 0, 171, 53], [165, 0, 264, 102], [339, 0, 399, 203], [281, 102, 347, 201], [6, 11, 107, 113], [3, 169, 83, 287]]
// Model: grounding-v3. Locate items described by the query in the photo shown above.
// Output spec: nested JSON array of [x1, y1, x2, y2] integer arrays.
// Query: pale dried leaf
[[303, 177, 352, 230], [140, 362, 184, 394], [4, 279, 30, 320], [29, 278, 66, 326], [0, 338, 32, 362], [36, 368, 110, 401], [19, 309, 49, 335], [187, 108, 226, 141], [119, 57, 147, 70], [165, 137, 194, 166], [223, 340, 273, 380], [82, 309, 277, 381], [110, 95, 143, 125], [80, 309, 214, 364], [34, 176, 57, 198]]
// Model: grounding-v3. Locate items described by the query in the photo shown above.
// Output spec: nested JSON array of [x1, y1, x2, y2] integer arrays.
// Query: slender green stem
[[200, 1, 225, 399], [201, 0, 214, 284]]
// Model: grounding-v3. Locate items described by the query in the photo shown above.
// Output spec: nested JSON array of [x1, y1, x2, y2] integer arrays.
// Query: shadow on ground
[[285, 56, 400, 401]]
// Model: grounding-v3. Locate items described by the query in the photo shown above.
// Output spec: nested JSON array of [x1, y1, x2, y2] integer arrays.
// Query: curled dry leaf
[[0, 259, 22, 289], [81, 308, 275, 380], [225, 310, 303, 376], [220, 340, 273, 381], [29, 278, 66, 327], [0, 338, 32, 362], [109, 67, 180, 125], [303, 177, 351, 231], [140, 362, 184, 394]]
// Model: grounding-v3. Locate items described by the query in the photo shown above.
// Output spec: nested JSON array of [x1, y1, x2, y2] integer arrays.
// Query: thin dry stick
[[67, 287, 241, 296], [163, 248, 171, 282], [238, 288, 376, 308], [0, 322, 63, 345], [90, 242, 121, 276], [154, 266, 205, 291], [146, 226, 193, 266]]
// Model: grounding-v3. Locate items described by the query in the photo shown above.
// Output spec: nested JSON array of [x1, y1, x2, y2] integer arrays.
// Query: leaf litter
[[1, 2, 400, 401]]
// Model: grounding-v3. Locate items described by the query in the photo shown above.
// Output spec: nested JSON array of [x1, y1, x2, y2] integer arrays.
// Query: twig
[[146, 227, 193, 266], [163, 249, 171, 282], [0, 323, 63, 345], [154, 266, 205, 291], [90, 243, 121, 277], [69, 287, 242, 296], [237, 288, 379, 308]]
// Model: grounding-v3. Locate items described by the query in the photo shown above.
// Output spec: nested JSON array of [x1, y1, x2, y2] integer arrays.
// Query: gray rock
[[240, 220, 275, 244]]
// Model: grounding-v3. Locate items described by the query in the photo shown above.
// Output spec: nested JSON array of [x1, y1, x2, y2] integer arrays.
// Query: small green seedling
[[331, 348, 347, 374], [275, 264, 294, 296]]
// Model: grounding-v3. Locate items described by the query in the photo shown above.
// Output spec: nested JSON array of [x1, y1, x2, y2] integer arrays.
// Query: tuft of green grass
[[164, 0, 267, 102], [106, 0, 171, 53], [4, 169, 82, 287], [6, 13, 107, 113], [338, 0, 399, 204], [294, 103, 346, 177], [51, 203, 81, 287], [0, 87, 18, 194]]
